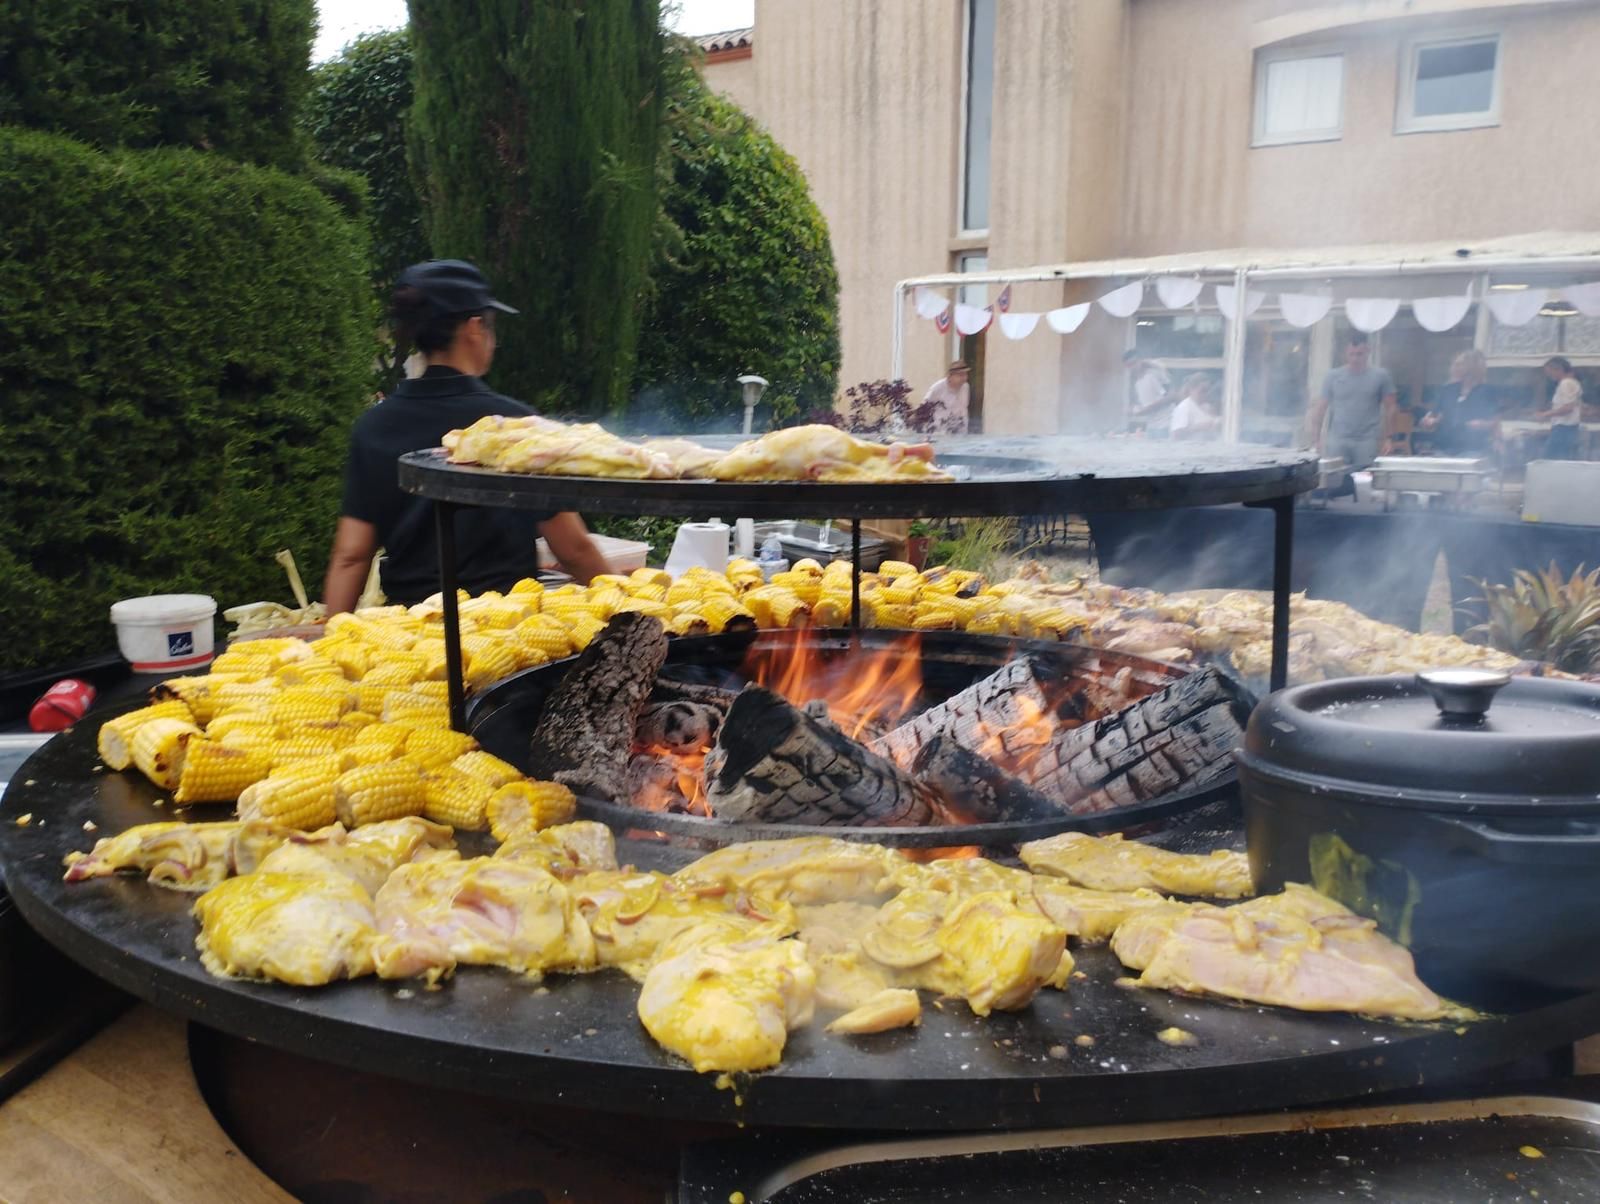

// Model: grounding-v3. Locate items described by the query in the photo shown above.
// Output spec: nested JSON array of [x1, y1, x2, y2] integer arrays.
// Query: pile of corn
[[97, 561, 1092, 829]]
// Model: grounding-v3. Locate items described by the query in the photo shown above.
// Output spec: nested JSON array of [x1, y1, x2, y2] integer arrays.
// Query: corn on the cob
[[150, 675, 243, 725], [238, 757, 342, 829], [769, 591, 812, 629], [700, 595, 756, 633], [334, 760, 427, 827], [587, 586, 628, 620], [877, 560, 918, 578], [315, 639, 374, 679], [452, 750, 523, 788], [630, 567, 672, 589], [458, 636, 517, 692], [666, 612, 711, 638], [665, 579, 708, 608], [543, 595, 597, 623], [738, 586, 779, 627], [214, 721, 279, 752], [769, 571, 821, 606], [381, 691, 449, 723], [174, 740, 271, 804], [131, 717, 203, 791], [400, 727, 478, 770], [267, 733, 346, 768], [615, 598, 672, 621], [420, 765, 494, 830], [487, 780, 576, 842], [352, 722, 411, 753], [268, 686, 356, 727], [811, 596, 855, 627], [568, 614, 607, 651], [630, 582, 668, 604], [967, 611, 1013, 636], [912, 607, 959, 631], [871, 602, 917, 630], [96, 701, 197, 770], [360, 658, 427, 689], [402, 680, 449, 700], [509, 577, 546, 598], [410, 639, 449, 681]]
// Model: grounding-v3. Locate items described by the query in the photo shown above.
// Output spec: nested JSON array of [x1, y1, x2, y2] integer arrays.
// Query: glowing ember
[[746, 633, 927, 740], [972, 694, 1053, 777]]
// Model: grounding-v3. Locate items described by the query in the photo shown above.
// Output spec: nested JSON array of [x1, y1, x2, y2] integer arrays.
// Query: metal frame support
[[1243, 494, 1295, 693], [435, 501, 467, 732], [850, 520, 863, 629]]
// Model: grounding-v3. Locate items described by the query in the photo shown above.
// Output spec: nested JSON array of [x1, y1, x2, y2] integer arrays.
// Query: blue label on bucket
[[167, 630, 194, 657]]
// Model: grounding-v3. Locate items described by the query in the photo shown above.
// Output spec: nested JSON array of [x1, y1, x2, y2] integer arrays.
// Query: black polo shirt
[[340, 367, 553, 603]]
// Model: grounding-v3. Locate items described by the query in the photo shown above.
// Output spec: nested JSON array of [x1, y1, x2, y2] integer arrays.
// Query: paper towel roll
[[735, 518, 755, 559], [664, 521, 730, 578]]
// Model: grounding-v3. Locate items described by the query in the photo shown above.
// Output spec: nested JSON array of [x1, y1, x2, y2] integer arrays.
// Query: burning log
[[871, 655, 1089, 769], [626, 754, 696, 813], [651, 676, 739, 712], [907, 734, 1057, 823], [1002, 668, 1250, 815], [527, 613, 670, 801], [704, 686, 940, 827], [636, 700, 723, 755]]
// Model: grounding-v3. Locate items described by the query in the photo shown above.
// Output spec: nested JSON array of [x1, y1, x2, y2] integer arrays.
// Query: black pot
[[1236, 669, 1600, 1009]]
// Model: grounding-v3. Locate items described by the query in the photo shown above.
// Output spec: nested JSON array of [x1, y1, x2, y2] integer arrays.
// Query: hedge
[[632, 64, 840, 431], [0, 128, 376, 673], [409, 0, 664, 416], [0, 0, 314, 170]]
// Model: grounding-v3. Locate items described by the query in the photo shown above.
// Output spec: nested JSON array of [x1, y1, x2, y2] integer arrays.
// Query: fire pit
[[468, 627, 1251, 847]]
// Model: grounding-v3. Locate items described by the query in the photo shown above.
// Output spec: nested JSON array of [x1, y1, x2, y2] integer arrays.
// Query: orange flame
[[971, 694, 1052, 778], [747, 633, 926, 740], [630, 745, 712, 816]]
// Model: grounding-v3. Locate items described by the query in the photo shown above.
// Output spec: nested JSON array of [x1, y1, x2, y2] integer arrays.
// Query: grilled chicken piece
[[675, 837, 900, 905], [1111, 884, 1458, 1020], [442, 413, 563, 464], [825, 987, 922, 1034], [194, 871, 377, 985], [570, 870, 796, 981], [704, 425, 947, 483], [371, 856, 597, 982], [62, 820, 281, 893], [636, 921, 817, 1073], [639, 437, 722, 477], [444, 416, 677, 479], [1028, 878, 1176, 942], [795, 901, 894, 1009], [1020, 832, 1254, 899], [253, 817, 456, 897], [494, 820, 618, 878]]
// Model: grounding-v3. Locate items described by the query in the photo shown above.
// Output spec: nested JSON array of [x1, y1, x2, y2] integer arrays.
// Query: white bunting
[[1411, 294, 1473, 333], [997, 311, 1040, 340], [1214, 284, 1266, 320], [1154, 276, 1204, 309], [1344, 297, 1401, 332], [1563, 282, 1600, 317], [913, 286, 950, 319], [1486, 288, 1549, 327], [1097, 280, 1145, 317], [1045, 303, 1091, 333], [954, 303, 993, 335], [1278, 293, 1333, 328]]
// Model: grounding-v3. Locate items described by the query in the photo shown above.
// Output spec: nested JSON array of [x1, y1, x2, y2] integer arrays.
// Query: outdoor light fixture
[[1490, 282, 1530, 291], [737, 374, 769, 436], [1539, 300, 1578, 318]]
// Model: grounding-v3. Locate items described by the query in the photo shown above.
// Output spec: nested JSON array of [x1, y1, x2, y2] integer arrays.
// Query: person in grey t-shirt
[[1306, 333, 1398, 470]]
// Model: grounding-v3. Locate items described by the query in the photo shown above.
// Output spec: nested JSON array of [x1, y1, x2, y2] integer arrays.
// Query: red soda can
[[29, 679, 97, 733]]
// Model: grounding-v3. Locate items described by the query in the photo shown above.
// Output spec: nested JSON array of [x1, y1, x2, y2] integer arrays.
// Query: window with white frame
[[961, 0, 996, 233], [1397, 33, 1500, 133], [1253, 50, 1344, 146]]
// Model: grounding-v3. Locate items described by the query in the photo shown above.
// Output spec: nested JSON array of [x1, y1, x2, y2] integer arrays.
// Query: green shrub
[[0, 128, 376, 673], [0, 0, 314, 170], [632, 64, 840, 431], [302, 27, 428, 373], [409, 0, 664, 417]]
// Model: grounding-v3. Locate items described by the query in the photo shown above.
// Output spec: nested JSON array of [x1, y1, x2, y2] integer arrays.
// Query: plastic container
[[536, 534, 651, 576], [109, 594, 217, 673]]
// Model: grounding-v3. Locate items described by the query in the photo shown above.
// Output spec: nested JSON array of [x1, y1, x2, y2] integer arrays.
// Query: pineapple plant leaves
[[1465, 563, 1600, 672]]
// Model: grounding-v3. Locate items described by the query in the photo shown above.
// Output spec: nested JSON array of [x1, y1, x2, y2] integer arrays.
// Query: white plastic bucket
[[109, 594, 218, 673]]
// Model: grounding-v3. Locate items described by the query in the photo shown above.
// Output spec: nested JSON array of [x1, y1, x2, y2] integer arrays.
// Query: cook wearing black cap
[[321, 259, 609, 613]]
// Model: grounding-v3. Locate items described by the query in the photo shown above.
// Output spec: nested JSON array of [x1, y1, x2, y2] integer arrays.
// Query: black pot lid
[[1241, 670, 1600, 810]]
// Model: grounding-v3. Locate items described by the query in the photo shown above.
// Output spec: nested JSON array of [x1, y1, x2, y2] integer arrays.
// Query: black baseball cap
[[397, 259, 519, 317]]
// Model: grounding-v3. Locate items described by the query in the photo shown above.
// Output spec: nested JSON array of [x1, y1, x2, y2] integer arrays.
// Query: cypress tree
[[408, 0, 665, 416]]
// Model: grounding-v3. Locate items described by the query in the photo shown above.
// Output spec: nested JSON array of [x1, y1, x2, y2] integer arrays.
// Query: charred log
[[1013, 668, 1250, 815], [625, 754, 695, 813], [705, 686, 940, 827], [527, 613, 670, 801], [651, 676, 739, 712], [635, 701, 723, 755], [908, 734, 1057, 823]]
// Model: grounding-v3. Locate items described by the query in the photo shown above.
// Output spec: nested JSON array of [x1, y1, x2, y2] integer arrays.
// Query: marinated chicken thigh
[[193, 871, 377, 985], [704, 425, 945, 483], [1020, 832, 1253, 899], [675, 837, 900, 905], [64, 821, 270, 893]]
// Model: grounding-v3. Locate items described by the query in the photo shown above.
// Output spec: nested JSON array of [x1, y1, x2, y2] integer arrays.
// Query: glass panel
[[1562, 315, 1600, 357], [1489, 315, 1559, 357], [957, 253, 989, 307], [1133, 313, 1225, 360], [962, 0, 996, 231], [1413, 39, 1496, 118], [1262, 54, 1342, 137]]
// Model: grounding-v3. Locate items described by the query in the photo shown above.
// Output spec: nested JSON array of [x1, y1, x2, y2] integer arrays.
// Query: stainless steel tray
[[680, 1094, 1600, 1203]]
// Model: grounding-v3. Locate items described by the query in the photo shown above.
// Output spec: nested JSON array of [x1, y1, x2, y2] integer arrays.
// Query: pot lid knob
[[1416, 668, 1512, 721]]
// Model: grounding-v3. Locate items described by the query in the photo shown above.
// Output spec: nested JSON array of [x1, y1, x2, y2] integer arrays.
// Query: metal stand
[[1245, 495, 1295, 693], [850, 519, 863, 629], [434, 501, 467, 732]]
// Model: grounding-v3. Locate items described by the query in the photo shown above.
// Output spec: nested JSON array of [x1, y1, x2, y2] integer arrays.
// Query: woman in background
[[1418, 349, 1498, 456], [1169, 374, 1221, 442], [1537, 356, 1584, 461]]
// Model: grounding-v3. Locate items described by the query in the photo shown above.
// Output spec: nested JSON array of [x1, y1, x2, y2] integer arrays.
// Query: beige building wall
[[706, 0, 1600, 434]]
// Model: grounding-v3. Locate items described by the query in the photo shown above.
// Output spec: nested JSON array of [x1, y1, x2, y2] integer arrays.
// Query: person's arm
[[322, 516, 378, 616], [1381, 388, 1401, 451], [1305, 381, 1330, 451], [538, 512, 609, 585]]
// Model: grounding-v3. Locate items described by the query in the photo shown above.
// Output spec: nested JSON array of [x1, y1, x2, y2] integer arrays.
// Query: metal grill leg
[[850, 520, 863, 629], [1268, 495, 1294, 693], [435, 501, 467, 732]]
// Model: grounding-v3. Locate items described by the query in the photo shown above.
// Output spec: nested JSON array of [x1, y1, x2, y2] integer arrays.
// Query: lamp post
[[737, 374, 769, 436]]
